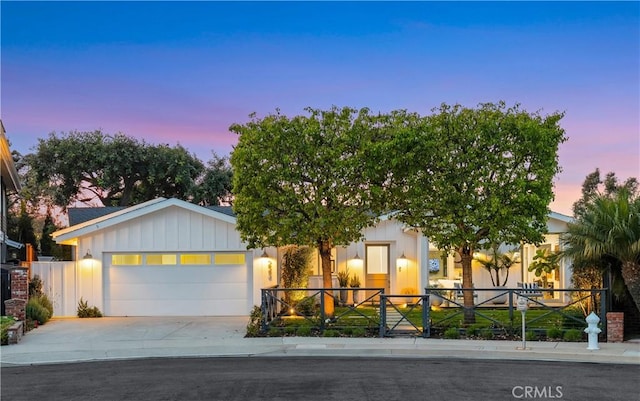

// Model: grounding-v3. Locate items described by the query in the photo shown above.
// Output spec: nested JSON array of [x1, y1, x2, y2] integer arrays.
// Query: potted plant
[[474, 245, 520, 304], [528, 248, 561, 299], [336, 269, 350, 304], [350, 273, 361, 304], [426, 284, 446, 307]]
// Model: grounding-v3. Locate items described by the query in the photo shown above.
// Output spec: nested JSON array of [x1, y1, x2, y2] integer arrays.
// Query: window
[[111, 254, 142, 265], [180, 254, 211, 265], [146, 254, 177, 265], [366, 245, 389, 274], [214, 253, 246, 265]]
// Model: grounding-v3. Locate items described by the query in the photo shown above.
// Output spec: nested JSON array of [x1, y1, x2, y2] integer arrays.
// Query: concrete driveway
[[1, 316, 270, 365]]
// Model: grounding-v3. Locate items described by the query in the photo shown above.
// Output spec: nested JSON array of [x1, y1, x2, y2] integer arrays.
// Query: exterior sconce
[[398, 252, 407, 272], [83, 250, 93, 260], [261, 250, 272, 281]]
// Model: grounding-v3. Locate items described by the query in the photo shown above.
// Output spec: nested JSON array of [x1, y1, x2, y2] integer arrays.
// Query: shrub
[[29, 275, 44, 298], [466, 324, 483, 337], [352, 327, 366, 337], [284, 326, 296, 336], [342, 327, 354, 336], [547, 327, 563, 340], [77, 297, 103, 318], [36, 294, 54, 317], [26, 298, 51, 324], [525, 331, 539, 341], [297, 326, 312, 336], [479, 328, 494, 340], [245, 306, 263, 337], [268, 326, 281, 337], [323, 329, 339, 337], [564, 329, 583, 342], [294, 297, 317, 316], [1, 316, 17, 345], [444, 327, 460, 339]]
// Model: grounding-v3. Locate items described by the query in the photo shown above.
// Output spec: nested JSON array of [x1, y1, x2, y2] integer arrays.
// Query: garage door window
[[214, 253, 246, 265], [112, 254, 142, 265], [146, 254, 177, 265], [180, 254, 211, 265]]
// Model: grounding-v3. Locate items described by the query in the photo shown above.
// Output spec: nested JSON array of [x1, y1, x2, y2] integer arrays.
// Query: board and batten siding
[[83, 206, 243, 253]]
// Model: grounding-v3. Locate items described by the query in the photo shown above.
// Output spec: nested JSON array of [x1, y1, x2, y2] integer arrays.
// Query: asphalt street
[[2, 357, 638, 401]]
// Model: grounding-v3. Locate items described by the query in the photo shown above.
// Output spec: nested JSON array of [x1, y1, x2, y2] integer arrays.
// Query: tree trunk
[[621, 261, 640, 313], [460, 245, 476, 324], [319, 239, 335, 318]]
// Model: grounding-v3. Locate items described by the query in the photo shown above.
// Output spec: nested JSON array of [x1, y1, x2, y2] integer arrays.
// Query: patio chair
[[517, 282, 542, 298], [453, 282, 478, 300]]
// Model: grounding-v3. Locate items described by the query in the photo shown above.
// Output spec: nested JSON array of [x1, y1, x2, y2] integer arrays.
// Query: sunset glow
[[2, 2, 638, 216]]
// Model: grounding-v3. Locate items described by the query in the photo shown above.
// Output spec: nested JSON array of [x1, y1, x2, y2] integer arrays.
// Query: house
[[1, 120, 24, 263], [36, 196, 573, 317]]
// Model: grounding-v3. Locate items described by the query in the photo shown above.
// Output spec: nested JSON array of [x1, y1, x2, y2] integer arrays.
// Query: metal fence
[[259, 286, 608, 339], [261, 287, 384, 334]]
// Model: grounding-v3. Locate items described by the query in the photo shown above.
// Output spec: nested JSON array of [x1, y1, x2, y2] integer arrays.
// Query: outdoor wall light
[[260, 250, 272, 281], [397, 252, 408, 272], [83, 250, 93, 260]]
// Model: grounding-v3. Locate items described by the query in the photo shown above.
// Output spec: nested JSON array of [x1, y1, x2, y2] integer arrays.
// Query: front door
[[365, 244, 390, 301]]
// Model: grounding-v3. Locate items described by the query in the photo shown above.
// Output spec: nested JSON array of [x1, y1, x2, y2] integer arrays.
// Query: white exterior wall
[[49, 204, 265, 316]]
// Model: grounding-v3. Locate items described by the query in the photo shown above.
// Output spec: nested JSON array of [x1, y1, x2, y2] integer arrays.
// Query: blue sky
[[1, 1, 638, 215]]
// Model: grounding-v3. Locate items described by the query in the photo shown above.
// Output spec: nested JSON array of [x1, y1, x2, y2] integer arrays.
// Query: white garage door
[[104, 252, 249, 316]]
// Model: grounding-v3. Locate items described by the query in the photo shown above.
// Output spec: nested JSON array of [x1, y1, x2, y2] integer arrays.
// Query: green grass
[[263, 304, 587, 339]]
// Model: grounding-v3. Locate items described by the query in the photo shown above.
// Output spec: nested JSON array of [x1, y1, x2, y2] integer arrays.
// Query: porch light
[[260, 250, 272, 281], [83, 250, 93, 260], [398, 252, 408, 272]]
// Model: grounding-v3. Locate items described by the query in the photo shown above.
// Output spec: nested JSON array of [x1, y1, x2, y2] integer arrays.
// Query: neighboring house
[[39, 196, 573, 317], [1, 121, 24, 316], [0, 120, 24, 263]]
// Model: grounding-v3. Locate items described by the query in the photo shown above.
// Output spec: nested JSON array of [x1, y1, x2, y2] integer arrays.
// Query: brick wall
[[606, 312, 624, 343], [3, 267, 29, 321]]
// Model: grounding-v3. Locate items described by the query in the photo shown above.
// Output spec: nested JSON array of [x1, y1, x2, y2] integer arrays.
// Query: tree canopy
[[22, 130, 232, 208], [230, 106, 400, 315], [390, 102, 566, 321]]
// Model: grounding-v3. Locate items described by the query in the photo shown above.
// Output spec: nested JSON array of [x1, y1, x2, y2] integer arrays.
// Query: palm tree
[[563, 189, 640, 312], [474, 245, 520, 287]]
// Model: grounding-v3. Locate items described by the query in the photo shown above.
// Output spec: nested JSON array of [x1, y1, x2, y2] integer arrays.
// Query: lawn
[[263, 303, 588, 338]]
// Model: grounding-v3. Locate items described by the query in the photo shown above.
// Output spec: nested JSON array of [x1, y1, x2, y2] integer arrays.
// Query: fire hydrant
[[584, 312, 601, 350]]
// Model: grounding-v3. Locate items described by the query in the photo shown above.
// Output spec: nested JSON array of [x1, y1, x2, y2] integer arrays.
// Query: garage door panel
[[106, 283, 247, 301], [109, 267, 247, 284], [107, 299, 248, 316], [105, 262, 250, 316]]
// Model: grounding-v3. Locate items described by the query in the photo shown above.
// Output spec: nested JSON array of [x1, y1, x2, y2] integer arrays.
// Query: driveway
[[0, 316, 270, 365]]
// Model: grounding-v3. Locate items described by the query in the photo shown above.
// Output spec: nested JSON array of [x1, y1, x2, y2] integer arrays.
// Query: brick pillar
[[10, 268, 29, 300], [4, 299, 26, 321], [4, 268, 29, 321], [606, 312, 624, 343]]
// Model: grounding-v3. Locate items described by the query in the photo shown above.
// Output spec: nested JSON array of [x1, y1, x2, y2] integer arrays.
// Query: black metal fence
[[259, 286, 609, 339]]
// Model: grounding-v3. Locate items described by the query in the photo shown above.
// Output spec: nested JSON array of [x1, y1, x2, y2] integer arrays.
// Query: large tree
[[230, 107, 400, 316], [25, 130, 204, 207], [192, 153, 233, 206], [564, 189, 640, 313], [392, 102, 566, 322]]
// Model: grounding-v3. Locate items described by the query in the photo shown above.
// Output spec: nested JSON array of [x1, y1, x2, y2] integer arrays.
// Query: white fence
[[31, 261, 78, 317]]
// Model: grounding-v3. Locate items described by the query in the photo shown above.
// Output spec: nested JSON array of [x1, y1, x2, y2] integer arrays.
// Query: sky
[[1, 1, 638, 216]]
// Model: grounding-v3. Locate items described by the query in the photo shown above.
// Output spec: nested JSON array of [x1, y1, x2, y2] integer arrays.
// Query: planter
[[489, 288, 508, 305], [339, 289, 348, 305], [352, 289, 359, 304], [429, 295, 443, 307]]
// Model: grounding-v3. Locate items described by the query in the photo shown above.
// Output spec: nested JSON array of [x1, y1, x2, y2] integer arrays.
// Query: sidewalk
[[2, 317, 639, 366]]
